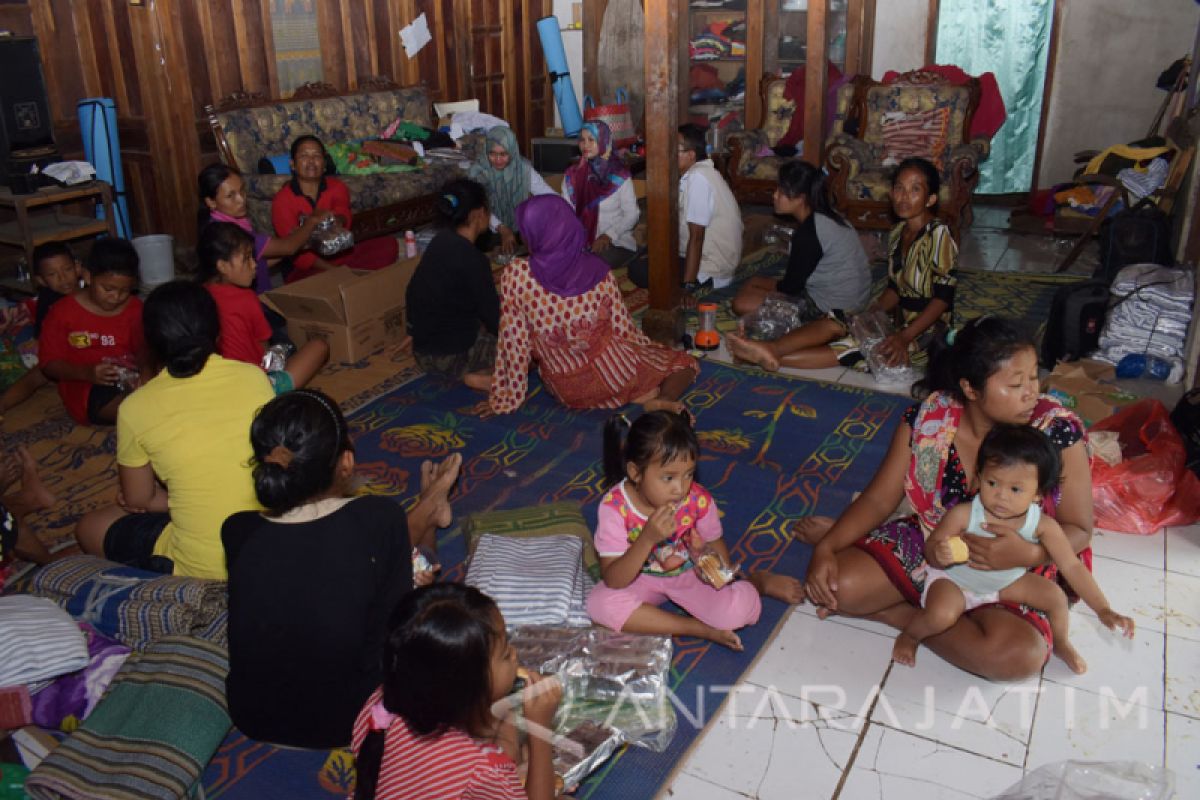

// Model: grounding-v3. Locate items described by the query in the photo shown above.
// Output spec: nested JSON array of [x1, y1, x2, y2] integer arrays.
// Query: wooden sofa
[[205, 79, 467, 241]]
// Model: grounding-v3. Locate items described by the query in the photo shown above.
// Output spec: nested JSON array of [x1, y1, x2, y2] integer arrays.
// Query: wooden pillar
[[802, 0, 829, 163], [642, 0, 682, 337], [582, 0, 608, 100], [131, 0, 202, 244]]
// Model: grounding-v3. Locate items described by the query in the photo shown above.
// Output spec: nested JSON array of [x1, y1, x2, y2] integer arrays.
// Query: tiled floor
[[658, 206, 1197, 799]]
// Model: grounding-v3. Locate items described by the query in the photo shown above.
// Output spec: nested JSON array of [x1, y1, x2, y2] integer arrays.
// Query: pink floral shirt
[[594, 480, 721, 576]]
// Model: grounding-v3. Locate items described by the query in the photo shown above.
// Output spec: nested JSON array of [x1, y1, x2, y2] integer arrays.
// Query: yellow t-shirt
[[116, 355, 274, 579]]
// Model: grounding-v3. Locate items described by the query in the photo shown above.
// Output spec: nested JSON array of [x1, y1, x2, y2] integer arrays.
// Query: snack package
[[260, 343, 290, 373], [309, 216, 354, 256], [742, 292, 807, 341], [688, 539, 737, 589], [848, 310, 919, 386]]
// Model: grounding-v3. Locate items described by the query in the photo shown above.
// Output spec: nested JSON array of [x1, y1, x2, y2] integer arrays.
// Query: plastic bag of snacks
[[309, 215, 354, 256], [741, 292, 806, 341], [848, 310, 919, 386]]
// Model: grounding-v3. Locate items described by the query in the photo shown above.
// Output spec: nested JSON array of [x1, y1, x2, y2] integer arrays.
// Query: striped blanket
[[467, 534, 594, 627], [10, 556, 227, 651], [24, 636, 231, 800]]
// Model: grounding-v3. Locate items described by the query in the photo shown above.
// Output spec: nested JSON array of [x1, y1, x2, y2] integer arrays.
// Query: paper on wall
[[400, 12, 432, 58]]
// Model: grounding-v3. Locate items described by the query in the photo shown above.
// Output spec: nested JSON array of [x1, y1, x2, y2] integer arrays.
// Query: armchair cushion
[[880, 106, 950, 169]]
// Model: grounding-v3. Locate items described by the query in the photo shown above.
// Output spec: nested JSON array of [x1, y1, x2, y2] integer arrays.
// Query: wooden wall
[[6, 0, 546, 245]]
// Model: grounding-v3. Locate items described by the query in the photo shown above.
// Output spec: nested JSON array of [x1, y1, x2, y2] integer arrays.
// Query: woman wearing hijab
[[488, 195, 697, 415], [560, 121, 639, 266], [467, 126, 556, 255]]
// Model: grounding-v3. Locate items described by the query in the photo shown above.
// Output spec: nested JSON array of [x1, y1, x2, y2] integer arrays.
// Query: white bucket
[[132, 234, 175, 286]]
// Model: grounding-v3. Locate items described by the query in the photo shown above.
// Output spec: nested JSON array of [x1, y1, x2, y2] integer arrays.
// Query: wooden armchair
[[725, 75, 803, 205], [824, 70, 989, 241]]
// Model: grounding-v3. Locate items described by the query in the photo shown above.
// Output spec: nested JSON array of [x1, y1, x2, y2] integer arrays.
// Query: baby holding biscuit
[[893, 424, 1134, 673]]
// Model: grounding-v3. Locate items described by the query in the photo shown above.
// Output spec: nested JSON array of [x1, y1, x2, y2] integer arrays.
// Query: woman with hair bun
[[74, 280, 274, 579], [406, 178, 500, 391], [221, 389, 462, 748]]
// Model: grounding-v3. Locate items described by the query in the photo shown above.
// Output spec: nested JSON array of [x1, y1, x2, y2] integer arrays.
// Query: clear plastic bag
[[509, 625, 677, 790], [848, 310, 919, 386], [989, 760, 1175, 800], [309, 215, 354, 256], [260, 343, 291, 373], [742, 292, 807, 341]]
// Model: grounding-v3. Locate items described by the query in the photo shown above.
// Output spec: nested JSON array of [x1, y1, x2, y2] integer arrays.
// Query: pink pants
[[587, 569, 762, 632]]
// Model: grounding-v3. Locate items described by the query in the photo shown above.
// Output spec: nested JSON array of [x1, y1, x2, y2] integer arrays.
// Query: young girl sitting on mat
[[197, 222, 328, 393], [351, 583, 562, 800], [893, 423, 1135, 672], [586, 410, 803, 651]]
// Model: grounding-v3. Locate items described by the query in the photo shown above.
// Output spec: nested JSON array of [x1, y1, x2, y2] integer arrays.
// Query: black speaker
[[0, 36, 56, 185]]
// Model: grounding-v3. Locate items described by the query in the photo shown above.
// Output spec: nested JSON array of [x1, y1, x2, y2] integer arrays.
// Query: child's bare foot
[[1054, 640, 1088, 674], [792, 516, 835, 544], [726, 332, 781, 372], [419, 453, 462, 528], [892, 632, 919, 667], [750, 570, 805, 604], [17, 446, 55, 512], [699, 625, 743, 651]]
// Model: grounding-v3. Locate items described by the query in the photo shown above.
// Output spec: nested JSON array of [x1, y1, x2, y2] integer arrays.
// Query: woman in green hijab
[[467, 126, 556, 254]]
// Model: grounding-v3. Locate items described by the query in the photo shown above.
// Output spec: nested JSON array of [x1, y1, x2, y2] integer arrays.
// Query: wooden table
[[0, 181, 118, 269]]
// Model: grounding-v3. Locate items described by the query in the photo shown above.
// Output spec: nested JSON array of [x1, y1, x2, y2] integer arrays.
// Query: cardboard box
[[264, 257, 418, 363], [1041, 359, 1139, 427]]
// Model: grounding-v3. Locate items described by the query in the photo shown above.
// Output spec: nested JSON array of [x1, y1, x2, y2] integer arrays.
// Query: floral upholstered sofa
[[824, 71, 990, 241], [205, 80, 471, 240]]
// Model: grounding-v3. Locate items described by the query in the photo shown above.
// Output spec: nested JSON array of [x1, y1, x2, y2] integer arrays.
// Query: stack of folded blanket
[[466, 534, 594, 627], [1096, 263, 1194, 379]]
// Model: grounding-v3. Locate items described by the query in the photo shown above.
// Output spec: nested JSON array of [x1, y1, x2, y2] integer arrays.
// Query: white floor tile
[[678, 681, 859, 799], [1026, 681, 1166, 767], [1165, 523, 1200, 576], [741, 610, 893, 716], [660, 771, 752, 799], [1166, 712, 1200, 799], [1165, 571, 1200, 643], [835, 368, 915, 397], [777, 365, 846, 384], [1166, 634, 1200, 719], [839, 723, 1023, 800], [1091, 528, 1165, 571], [877, 655, 1040, 767], [792, 604, 898, 639], [1075, 556, 1165, 635], [1043, 610, 1165, 711]]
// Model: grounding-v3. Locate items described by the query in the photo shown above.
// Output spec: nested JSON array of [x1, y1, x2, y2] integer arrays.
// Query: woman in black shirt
[[406, 179, 500, 392]]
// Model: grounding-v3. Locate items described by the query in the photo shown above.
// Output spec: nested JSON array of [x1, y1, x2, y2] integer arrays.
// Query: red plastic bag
[[1090, 398, 1200, 534]]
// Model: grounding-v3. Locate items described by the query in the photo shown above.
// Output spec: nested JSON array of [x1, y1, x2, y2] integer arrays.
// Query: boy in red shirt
[[39, 238, 146, 425]]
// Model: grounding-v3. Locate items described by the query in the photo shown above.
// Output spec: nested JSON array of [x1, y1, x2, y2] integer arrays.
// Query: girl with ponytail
[[73, 281, 275, 579], [406, 178, 500, 391], [221, 389, 463, 748], [727, 160, 872, 371]]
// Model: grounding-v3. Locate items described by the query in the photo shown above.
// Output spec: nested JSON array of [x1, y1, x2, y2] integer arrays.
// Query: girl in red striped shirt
[[351, 584, 562, 800]]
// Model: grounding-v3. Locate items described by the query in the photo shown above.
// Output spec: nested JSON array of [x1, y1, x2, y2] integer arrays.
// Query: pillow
[[880, 107, 950, 171], [0, 595, 88, 686]]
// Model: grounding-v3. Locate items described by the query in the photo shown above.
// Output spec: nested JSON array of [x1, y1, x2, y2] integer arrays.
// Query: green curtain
[[935, 0, 1053, 194]]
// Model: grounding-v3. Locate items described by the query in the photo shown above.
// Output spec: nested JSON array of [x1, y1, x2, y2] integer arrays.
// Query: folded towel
[[467, 534, 594, 627]]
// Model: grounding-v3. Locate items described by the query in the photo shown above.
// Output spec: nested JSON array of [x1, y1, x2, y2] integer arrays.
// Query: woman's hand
[[804, 545, 840, 610], [499, 225, 517, 255], [521, 671, 562, 729], [302, 208, 335, 232], [873, 333, 911, 367], [469, 399, 496, 419], [964, 521, 1042, 571], [591, 234, 612, 254]]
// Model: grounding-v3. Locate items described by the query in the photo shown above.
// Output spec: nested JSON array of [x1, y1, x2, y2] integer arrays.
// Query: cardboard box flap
[[339, 259, 417, 320], [265, 267, 357, 325]]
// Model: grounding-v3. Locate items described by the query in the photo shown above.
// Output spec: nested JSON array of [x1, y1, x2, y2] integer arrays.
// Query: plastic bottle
[[404, 230, 418, 258]]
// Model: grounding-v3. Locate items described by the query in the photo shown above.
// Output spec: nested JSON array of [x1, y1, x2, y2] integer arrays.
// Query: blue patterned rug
[[201, 362, 906, 799]]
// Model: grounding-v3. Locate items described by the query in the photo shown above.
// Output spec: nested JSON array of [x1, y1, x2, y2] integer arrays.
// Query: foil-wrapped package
[[260, 343, 290, 373], [309, 216, 354, 256], [742, 292, 807, 341]]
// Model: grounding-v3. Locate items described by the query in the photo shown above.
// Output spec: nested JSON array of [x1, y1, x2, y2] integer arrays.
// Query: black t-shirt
[[222, 495, 413, 748], [406, 229, 501, 355], [775, 213, 824, 297]]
